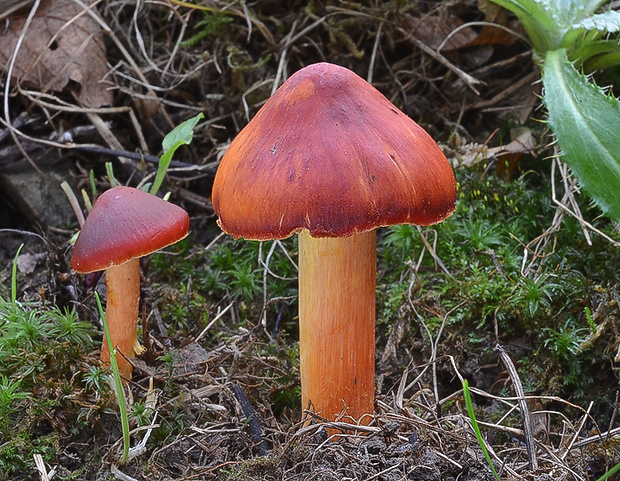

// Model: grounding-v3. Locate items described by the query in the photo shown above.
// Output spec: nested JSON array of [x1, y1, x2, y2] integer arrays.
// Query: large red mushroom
[[71, 186, 189, 378], [212, 62, 456, 424]]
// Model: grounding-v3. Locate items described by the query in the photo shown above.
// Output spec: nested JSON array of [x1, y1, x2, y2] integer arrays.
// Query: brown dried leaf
[[403, 15, 478, 52], [472, 0, 522, 46], [0, 0, 112, 107]]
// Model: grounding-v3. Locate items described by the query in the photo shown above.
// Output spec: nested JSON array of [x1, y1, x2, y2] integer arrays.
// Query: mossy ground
[[1, 0, 619, 479]]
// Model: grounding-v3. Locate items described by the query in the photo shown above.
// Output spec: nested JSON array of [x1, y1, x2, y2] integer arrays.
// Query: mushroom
[[211, 62, 456, 424], [71, 186, 189, 378]]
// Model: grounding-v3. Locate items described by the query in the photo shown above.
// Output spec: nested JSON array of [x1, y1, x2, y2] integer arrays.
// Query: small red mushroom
[[71, 186, 189, 378], [212, 63, 456, 424]]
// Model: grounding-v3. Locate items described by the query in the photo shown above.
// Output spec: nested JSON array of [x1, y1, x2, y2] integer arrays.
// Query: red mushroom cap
[[212, 62, 457, 240], [71, 187, 189, 273]]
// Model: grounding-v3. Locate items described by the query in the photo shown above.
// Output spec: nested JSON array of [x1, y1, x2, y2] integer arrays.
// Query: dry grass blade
[[495, 344, 538, 470], [551, 157, 620, 248], [0, 0, 34, 20], [33, 453, 55, 481]]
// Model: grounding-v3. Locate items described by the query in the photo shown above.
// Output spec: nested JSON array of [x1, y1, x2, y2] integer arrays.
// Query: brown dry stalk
[[495, 343, 539, 471]]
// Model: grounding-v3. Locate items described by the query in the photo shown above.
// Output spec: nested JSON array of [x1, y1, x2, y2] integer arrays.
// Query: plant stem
[[495, 344, 538, 470], [60, 181, 85, 227], [298, 230, 376, 424]]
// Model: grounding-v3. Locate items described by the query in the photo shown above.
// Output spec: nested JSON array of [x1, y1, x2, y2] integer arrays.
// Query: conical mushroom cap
[[71, 187, 189, 273], [212, 62, 456, 240]]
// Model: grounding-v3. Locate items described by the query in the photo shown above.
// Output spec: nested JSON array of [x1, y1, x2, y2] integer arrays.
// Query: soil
[[1, 1, 619, 480]]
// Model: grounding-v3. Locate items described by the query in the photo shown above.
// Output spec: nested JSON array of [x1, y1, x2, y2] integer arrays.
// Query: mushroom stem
[[298, 229, 376, 424], [100, 258, 140, 378]]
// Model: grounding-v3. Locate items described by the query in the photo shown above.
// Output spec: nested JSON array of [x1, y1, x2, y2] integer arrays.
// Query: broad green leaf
[[573, 10, 620, 32], [543, 48, 620, 222], [488, 0, 562, 53], [162, 112, 204, 152], [564, 10, 620, 63], [489, 0, 609, 54], [533, 0, 601, 28], [573, 38, 620, 71], [150, 113, 204, 195]]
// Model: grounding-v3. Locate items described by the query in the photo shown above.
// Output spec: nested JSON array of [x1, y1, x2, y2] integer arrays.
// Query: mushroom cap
[[71, 186, 189, 273], [212, 62, 457, 240]]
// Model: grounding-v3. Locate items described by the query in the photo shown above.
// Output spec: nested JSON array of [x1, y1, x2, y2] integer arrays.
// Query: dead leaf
[[445, 127, 535, 173], [472, 0, 523, 47], [403, 15, 478, 52], [0, 0, 112, 107], [493, 127, 536, 179], [17, 252, 40, 273], [489, 127, 535, 157]]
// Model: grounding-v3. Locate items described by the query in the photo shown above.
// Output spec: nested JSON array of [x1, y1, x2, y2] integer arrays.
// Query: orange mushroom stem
[[299, 230, 376, 422], [99, 258, 142, 377]]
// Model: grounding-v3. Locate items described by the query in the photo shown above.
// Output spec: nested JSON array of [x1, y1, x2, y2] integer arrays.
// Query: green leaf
[[488, 0, 561, 53], [564, 10, 620, 64], [573, 10, 620, 33], [150, 113, 204, 195], [162, 113, 203, 152], [543, 48, 620, 222], [488, 0, 609, 55]]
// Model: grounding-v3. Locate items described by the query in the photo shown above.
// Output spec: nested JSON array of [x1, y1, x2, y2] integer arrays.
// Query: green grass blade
[[11, 244, 24, 307], [597, 460, 620, 481], [463, 379, 502, 481], [95, 292, 130, 465], [543, 48, 620, 223]]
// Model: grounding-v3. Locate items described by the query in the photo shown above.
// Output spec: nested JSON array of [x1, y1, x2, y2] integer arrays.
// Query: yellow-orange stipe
[[298, 230, 376, 424], [99, 258, 140, 379]]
